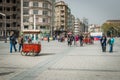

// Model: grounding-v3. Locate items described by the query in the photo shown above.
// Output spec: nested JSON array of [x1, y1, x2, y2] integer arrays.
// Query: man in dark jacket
[[9, 31, 17, 53], [100, 35, 107, 52], [79, 34, 84, 46]]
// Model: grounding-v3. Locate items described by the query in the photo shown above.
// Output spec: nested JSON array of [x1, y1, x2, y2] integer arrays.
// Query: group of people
[[100, 35, 115, 53], [66, 33, 115, 53], [9, 31, 23, 53], [9, 31, 115, 53], [67, 34, 85, 47]]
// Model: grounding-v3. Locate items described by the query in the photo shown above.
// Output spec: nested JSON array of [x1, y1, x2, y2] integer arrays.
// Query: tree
[[101, 22, 120, 37]]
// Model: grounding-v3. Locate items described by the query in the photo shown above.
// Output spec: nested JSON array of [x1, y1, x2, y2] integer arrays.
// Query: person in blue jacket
[[108, 35, 115, 53]]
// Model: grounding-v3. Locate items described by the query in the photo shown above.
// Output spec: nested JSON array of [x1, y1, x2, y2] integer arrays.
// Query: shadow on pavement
[[38, 53, 56, 56], [0, 71, 14, 76]]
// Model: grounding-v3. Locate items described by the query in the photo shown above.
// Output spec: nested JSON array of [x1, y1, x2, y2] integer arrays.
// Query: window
[[12, 6, 16, 11], [0, 0, 3, 3], [61, 15, 64, 18], [6, 0, 10, 3], [6, 7, 10, 11], [23, 2, 29, 7], [12, 14, 16, 19], [43, 3, 48, 8], [0, 31, 2, 35], [43, 18, 48, 23], [6, 23, 10, 27], [13, 22, 16, 27], [33, 10, 38, 14], [0, 6, 2, 11], [6, 15, 10, 19], [61, 20, 64, 23], [23, 9, 29, 15], [0, 23, 2, 27], [23, 17, 29, 22], [40, 26, 45, 29], [61, 10, 64, 13], [0, 15, 2, 19], [33, 2, 38, 7], [24, 25, 28, 29], [12, 0, 16, 3], [43, 11, 48, 16]]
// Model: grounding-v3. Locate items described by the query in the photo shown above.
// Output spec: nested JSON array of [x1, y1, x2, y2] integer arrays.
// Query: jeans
[[109, 44, 113, 52], [80, 40, 83, 46], [19, 44, 23, 52], [102, 46, 106, 52], [10, 42, 17, 53]]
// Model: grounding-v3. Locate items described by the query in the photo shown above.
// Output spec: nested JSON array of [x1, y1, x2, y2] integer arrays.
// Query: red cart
[[21, 30, 41, 56]]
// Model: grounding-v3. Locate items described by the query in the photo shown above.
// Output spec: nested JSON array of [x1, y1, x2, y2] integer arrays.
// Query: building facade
[[0, 0, 21, 38], [54, 1, 71, 35], [21, 0, 55, 36], [88, 24, 101, 32], [74, 18, 81, 35], [68, 14, 75, 33], [81, 17, 88, 33]]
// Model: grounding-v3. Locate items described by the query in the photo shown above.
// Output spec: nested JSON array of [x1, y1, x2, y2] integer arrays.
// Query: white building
[[74, 18, 81, 35]]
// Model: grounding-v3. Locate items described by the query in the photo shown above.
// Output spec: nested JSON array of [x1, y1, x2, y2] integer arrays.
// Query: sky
[[61, 0, 120, 25]]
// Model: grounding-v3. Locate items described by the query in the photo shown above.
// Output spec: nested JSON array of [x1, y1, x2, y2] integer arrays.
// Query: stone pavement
[[0, 38, 120, 80]]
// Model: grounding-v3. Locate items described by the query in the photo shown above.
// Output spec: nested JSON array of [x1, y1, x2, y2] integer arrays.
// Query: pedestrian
[[47, 36, 50, 42], [18, 35, 24, 52], [79, 34, 84, 46], [100, 35, 107, 52], [67, 35, 72, 46], [75, 35, 79, 46], [9, 31, 17, 53], [107, 35, 115, 53]]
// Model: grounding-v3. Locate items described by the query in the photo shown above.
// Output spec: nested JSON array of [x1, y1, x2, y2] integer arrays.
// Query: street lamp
[[0, 13, 7, 43]]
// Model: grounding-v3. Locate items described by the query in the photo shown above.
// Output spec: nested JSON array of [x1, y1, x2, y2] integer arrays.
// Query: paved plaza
[[0, 38, 120, 80]]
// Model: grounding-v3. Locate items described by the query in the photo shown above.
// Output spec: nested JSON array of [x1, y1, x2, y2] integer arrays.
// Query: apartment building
[[81, 17, 88, 33], [68, 14, 75, 33], [0, 0, 21, 37], [54, 1, 71, 35], [88, 24, 101, 32], [74, 18, 81, 35], [21, 0, 55, 35]]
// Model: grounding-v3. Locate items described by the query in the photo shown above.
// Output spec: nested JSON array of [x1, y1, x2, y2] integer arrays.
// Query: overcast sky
[[62, 0, 120, 25]]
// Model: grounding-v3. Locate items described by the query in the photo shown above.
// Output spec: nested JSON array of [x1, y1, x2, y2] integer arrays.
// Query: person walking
[[9, 31, 17, 53], [18, 35, 24, 52], [79, 34, 84, 46], [108, 35, 115, 53], [67, 35, 72, 46], [100, 35, 107, 52], [47, 36, 50, 42]]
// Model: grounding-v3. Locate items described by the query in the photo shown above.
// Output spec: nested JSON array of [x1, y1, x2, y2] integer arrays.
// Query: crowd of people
[[66, 34, 94, 47], [9, 31, 115, 53]]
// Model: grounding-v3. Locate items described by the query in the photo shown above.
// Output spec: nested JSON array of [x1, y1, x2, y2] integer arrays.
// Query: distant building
[[105, 20, 120, 24], [54, 1, 71, 35], [0, 0, 21, 37], [74, 18, 81, 35], [81, 17, 88, 33], [68, 14, 75, 33], [88, 24, 101, 32], [21, 0, 55, 35]]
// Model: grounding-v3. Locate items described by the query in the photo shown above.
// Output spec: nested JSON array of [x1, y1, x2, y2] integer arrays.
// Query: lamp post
[[0, 13, 7, 43]]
